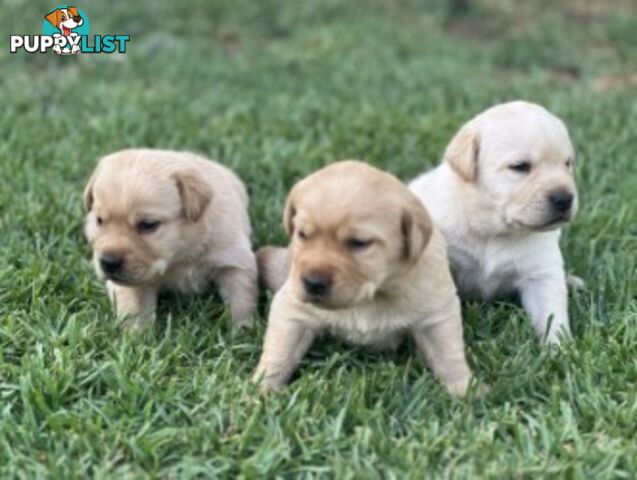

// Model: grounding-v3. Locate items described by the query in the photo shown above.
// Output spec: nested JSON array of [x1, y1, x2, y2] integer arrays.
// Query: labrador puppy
[[409, 101, 578, 344], [84, 149, 258, 330], [254, 161, 474, 396]]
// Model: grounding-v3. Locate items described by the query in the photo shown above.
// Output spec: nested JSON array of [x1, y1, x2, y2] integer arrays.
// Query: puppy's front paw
[[444, 377, 472, 397], [52, 45, 62, 55], [71, 44, 81, 54], [566, 274, 585, 290], [252, 368, 285, 394], [445, 378, 490, 398], [232, 314, 255, 331], [543, 324, 571, 346], [257, 380, 281, 394], [120, 312, 155, 333], [470, 381, 491, 398]]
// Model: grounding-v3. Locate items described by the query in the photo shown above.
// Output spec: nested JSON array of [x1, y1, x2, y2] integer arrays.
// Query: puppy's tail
[[256, 246, 292, 293]]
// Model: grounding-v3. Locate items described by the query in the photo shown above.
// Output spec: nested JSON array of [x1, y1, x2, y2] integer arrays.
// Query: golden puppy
[[254, 161, 474, 396], [84, 149, 258, 330], [409, 101, 578, 344]]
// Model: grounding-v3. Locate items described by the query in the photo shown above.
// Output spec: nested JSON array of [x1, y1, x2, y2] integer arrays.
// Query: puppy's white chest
[[161, 262, 212, 294], [319, 301, 417, 348], [449, 242, 518, 299], [448, 233, 562, 300]]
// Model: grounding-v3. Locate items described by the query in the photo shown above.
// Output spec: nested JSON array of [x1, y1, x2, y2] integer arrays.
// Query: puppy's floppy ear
[[83, 168, 98, 211], [68, 6, 80, 17], [173, 171, 213, 222], [401, 198, 433, 262], [45, 9, 62, 26], [282, 190, 296, 237], [444, 121, 480, 182]]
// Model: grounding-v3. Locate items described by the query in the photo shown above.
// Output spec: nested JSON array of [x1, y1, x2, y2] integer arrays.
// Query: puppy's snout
[[548, 190, 574, 213], [302, 272, 332, 296], [73, 15, 82, 22], [100, 253, 124, 274]]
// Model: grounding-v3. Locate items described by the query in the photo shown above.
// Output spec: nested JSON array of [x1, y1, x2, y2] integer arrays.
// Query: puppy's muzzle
[[548, 190, 574, 214], [100, 253, 124, 276], [73, 15, 82, 23], [302, 272, 332, 297]]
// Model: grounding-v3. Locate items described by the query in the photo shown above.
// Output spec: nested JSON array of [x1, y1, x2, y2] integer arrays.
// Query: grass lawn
[[1, 0, 636, 477]]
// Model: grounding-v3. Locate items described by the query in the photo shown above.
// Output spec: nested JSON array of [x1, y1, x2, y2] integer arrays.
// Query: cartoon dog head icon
[[45, 6, 83, 36]]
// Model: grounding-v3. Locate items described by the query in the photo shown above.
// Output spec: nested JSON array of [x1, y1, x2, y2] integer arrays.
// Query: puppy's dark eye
[[509, 161, 532, 173], [297, 230, 308, 240], [96, 216, 103, 226], [137, 220, 161, 234], [345, 238, 373, 251], [565, 159, 573, 168]]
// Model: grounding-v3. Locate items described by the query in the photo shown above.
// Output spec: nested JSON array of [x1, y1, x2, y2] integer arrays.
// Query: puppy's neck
[[377, 259, 422, 299]]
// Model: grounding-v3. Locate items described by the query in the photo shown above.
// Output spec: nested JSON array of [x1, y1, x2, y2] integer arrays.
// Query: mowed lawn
[[1, 0, 636, 477]]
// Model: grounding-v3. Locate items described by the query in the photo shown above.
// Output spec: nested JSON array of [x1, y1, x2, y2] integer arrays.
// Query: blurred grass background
[[1, 0, 636, 477]]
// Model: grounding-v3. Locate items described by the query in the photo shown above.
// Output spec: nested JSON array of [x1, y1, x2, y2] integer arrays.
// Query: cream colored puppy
[[409, 101, 578, 344], [84, 149, 258, 330], [254, 161, 474, 396]]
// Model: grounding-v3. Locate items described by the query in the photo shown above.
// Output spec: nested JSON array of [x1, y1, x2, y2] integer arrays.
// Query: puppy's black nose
[[303, 274, 332, 296], [73, 15, 82, 22], [100, 254, 123, 274], [549, 191, 574, 213]]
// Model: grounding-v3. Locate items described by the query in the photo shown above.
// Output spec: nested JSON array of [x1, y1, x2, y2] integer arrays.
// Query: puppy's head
[[45, 7, 83, 30], [83, 150, 212, 286], [445, 101, 578, 233], [284, 160, 432, 309]]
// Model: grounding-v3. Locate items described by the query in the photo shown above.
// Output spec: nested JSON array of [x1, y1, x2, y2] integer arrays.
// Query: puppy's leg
[[256, 246, 291, 292], [412, 307, 473, 397], [253, 296, 315, 392], [519, 276, 570, 345], [107, 281, 157, 331], [215, 265, 258, 328]]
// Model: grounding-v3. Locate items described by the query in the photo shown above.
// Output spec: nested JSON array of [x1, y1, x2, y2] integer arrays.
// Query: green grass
[[1, 0, 636, 477]]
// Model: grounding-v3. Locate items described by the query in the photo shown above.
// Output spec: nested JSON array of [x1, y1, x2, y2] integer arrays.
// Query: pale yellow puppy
[[254, 161, 474, 396], [84, 149, 258, 330], [409, 101, 579, 344]]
